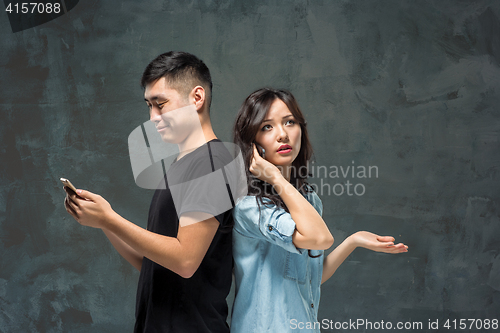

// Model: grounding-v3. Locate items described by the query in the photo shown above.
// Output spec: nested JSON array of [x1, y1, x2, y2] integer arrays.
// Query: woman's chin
[[268, 157, 294, 167]]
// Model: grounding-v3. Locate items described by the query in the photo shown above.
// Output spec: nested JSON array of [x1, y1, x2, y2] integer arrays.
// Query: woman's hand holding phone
[[249, 144, 283, 185], [255, 143, 265, 158]]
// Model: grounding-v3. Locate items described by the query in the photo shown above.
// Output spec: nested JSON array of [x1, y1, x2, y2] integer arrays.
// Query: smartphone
[[255, 143, 265, 158], [60, 178, 77, 193]]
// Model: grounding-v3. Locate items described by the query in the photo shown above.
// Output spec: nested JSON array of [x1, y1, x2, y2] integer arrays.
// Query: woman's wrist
[[345, 233, 360, 251], [270, 173, 288, 189]]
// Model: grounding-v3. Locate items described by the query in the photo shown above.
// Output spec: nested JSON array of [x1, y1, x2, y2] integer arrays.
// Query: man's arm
[[105, 211, 218, 278], [65, 191, 144, 271], [65, 189, 219, 278], [102, 229, 143, 271]]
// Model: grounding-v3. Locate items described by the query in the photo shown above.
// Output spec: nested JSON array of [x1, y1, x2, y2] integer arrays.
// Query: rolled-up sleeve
[[233, 196, 303, 254]]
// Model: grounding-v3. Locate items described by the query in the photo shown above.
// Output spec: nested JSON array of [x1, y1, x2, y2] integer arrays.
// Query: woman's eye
[[285, 120, 296, 125], [261, 124, 271, 131]]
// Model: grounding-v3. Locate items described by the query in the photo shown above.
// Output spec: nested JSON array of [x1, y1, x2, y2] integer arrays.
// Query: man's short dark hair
[[141, 51, 213, 107]]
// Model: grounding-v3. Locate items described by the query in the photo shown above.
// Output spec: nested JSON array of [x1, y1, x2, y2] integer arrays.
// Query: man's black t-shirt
[[134, 139, 234, 333]]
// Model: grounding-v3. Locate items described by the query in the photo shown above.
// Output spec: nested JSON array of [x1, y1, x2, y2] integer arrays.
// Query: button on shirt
[[231, 191, 324, 333]]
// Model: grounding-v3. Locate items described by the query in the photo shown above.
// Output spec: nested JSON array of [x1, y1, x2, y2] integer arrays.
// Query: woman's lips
[[277, 145, 292, 154]]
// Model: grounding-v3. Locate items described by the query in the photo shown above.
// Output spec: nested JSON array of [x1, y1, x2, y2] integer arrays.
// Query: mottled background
[[1, 0, 499, 332]]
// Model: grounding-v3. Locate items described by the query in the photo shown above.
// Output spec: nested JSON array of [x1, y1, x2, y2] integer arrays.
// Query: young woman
[[231, 88, 407, 332]]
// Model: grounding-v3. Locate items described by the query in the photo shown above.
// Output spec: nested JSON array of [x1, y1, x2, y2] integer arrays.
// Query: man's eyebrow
[[261, 114, 294, 123], [144, 96, 167, 103]]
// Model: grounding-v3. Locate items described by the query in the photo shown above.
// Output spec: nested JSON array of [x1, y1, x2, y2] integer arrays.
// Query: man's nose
[[150, 109, 161, 123]]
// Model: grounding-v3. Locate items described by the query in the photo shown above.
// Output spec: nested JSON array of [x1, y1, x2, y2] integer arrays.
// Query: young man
[[64, 52, 235, 332]]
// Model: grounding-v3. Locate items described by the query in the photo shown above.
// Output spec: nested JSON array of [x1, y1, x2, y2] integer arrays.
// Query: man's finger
[[65, 196, 77, 213], [65, 191, 80, 208], [64, 187, 78, 202], [63, 186, 75, 195], [66, 187, 91, 203], [64, 197, 78, 219], [74, 189, 97, 201]]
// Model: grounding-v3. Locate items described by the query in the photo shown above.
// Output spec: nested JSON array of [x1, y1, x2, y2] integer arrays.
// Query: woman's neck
[[279, 165, 292, 182]]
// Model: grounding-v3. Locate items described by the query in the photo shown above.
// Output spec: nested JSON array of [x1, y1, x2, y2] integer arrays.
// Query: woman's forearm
[[321, 235, 357, 283], [272, 177, 333, 250], [321, 231, 408, 283]]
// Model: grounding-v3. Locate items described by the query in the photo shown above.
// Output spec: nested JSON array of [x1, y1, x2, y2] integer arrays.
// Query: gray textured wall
[[1, 0, 499, 332]]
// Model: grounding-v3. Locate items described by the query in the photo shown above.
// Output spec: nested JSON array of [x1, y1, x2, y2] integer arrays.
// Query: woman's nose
[[276, 126, 289, 141]]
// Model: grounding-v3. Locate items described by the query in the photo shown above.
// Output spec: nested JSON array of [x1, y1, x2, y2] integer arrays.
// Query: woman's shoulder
[[234, 188, 322, 215], [234, 195, 265, 213], [233, 196, 276, 222], [232, 196, 268, 234], [234, 195, 258, 208]]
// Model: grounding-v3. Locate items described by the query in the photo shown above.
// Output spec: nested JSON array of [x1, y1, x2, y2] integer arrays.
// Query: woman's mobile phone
[[60, 178, 77, 193], [254, 143, 265, 158]]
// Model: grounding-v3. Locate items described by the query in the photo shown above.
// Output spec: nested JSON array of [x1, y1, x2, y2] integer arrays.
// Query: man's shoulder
[[207, 139, 233, 162], [181, 139, 230, 163], [182, 139, 234, 174]]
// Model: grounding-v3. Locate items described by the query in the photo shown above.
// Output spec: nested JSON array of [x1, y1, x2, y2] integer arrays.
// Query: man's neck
[[176, 126, 217, 160]]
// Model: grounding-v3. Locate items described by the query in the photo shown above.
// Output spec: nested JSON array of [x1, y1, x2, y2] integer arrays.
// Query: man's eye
[[158, 101, 167, 109]]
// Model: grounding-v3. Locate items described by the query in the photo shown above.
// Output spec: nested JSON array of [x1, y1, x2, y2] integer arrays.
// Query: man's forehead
[[144, 77, 175, 100]]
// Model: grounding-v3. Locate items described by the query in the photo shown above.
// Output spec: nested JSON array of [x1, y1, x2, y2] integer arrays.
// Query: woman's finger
[[252, 144, 262, 161], [386, 244, 408, 253], [369, 240, 393, 248], [376, 235, 395, 242], [397, 244, 409, 251]]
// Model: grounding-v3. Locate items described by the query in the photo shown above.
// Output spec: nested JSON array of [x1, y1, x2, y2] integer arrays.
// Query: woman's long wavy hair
[[233, 88, 314, 211]]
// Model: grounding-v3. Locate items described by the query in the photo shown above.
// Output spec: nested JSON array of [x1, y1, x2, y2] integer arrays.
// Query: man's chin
[[160, 134, 179, 144]]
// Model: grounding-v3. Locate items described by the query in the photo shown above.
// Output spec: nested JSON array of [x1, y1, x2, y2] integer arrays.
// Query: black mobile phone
[[254, 143, 265, 158]]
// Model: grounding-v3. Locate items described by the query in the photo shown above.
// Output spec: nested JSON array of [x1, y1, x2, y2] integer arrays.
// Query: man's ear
[[190, 86, 206, 112]]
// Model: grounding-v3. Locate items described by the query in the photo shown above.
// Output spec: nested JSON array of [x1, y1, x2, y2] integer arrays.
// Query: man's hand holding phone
[[61, 178, 115, 229], [61, 178, 85, 199]]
